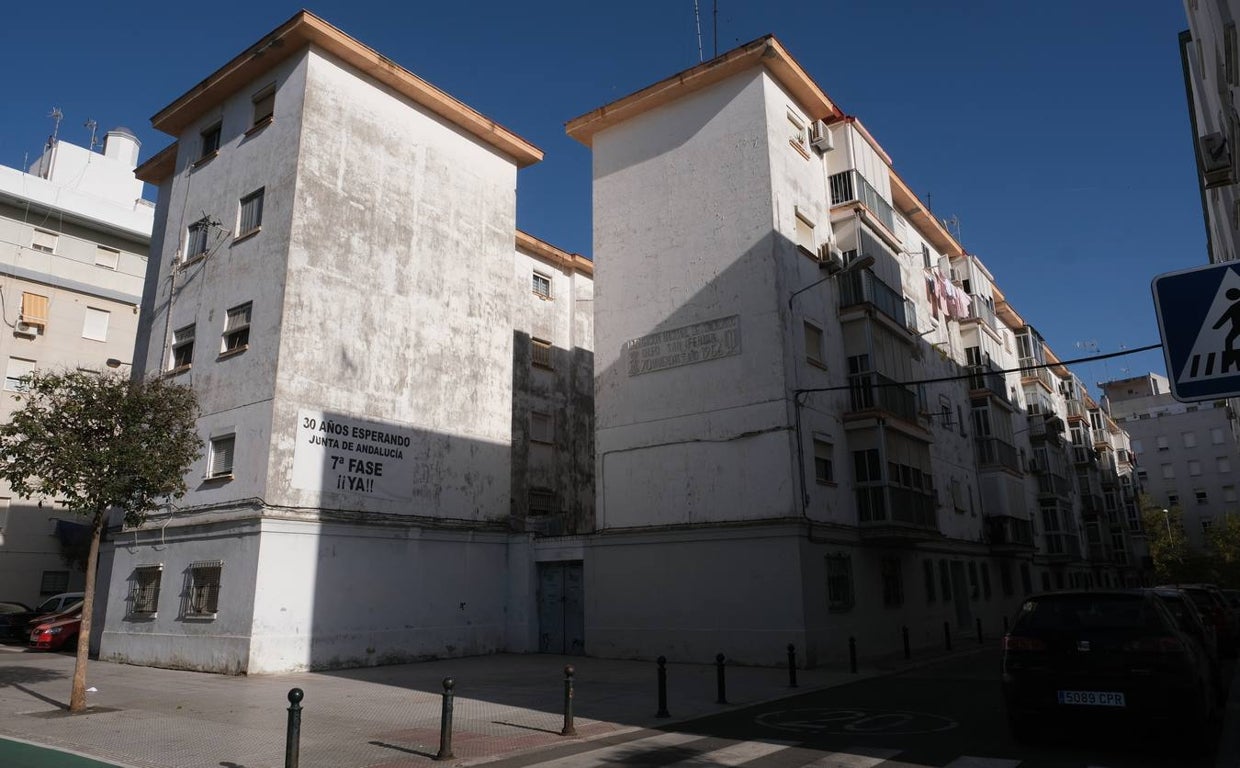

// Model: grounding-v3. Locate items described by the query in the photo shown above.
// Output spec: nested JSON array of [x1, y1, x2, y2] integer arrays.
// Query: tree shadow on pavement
[[0, 665, 69, 709]]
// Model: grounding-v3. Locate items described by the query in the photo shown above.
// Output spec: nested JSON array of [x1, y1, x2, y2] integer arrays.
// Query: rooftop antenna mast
[[940, 214, 961, 244], [40, 107, 64, 179], [84, 119, 99, 151], [693, 1, 704, 62]]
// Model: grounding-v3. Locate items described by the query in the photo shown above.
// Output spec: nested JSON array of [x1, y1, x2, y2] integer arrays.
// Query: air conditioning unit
[[14, 321, 39, 338], [809, 120, 834, 153], [1201, 132, 1232, 188], [818, 243, 844, 273]]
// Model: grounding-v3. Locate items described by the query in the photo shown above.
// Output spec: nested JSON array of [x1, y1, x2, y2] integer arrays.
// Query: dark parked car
[[1149, 587, 1224, 695], [1163, 584, 1238, 657], [1002, 591, 1216, 742], [0, 601, 35, 643]]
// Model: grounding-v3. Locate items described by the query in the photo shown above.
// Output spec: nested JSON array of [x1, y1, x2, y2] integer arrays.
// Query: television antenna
[[85, 119, 99, 151]]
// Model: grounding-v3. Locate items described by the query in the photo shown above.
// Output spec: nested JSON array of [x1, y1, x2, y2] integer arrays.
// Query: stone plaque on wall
[[625, 315, 741, 376]]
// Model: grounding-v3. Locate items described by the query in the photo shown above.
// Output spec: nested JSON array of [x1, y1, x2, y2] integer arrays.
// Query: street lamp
[[105, 358, 131, 369]]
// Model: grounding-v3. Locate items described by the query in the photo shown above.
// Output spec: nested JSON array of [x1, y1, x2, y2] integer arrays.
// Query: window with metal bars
[[129, 565, 162, 616], [531, 339, 552, 369], [185, 561, 222, 617]]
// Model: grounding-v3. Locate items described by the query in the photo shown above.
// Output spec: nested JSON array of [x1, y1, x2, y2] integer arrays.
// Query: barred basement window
[[129, 565, 162, 616], [528, 489, 556, 516], [531, 338, 553, 369], [826, 554, 854, 611], [221, 303, 251, 354], [185, 561, 222, 617]]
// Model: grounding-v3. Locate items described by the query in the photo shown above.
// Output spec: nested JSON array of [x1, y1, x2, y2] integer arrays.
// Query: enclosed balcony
[[1044, 532, 1081, 562], [1035, 471, 1073, 499], [1020, 357, 1055, 392], [829, 169, 896, 233], [968, 365, 1010, 404], [975, 436, 1021, 474], [847, 371, 920, 424], [965, 295, 1000, 333], [986, 514, 1035, 553], [1065, 400, 1088, 421], [839, 269, 915, 332], [855, 484, 940, 541]]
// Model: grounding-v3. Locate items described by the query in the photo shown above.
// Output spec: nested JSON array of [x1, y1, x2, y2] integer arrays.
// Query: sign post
[[1152, 262, 1240, 402]]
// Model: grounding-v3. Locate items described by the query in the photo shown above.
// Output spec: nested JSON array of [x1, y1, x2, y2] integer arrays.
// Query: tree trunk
[[69, 510, 103, 712]]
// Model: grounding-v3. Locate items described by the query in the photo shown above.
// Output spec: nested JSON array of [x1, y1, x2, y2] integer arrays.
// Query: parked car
[[28, 601, 83, 652], [1222, 589, 1240, 610], [1148, 587, 1224, 697], [0, 601, 35, 643], [1002, 591, 1216, 742], [1162, 584, 1238, 657], [32, 592, 83, 616]]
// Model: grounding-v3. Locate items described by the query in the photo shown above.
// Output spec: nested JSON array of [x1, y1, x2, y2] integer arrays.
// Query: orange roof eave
[[889, 168, 963, 259], [516, 230, 593, 277], [150, 11, 542, 168], [565, 35, 842, 147], [135, 142, 178, 184]]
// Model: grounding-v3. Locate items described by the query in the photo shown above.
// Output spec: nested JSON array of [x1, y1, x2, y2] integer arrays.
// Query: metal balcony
[[1020, 357, 1054, 391], [975, 436, 1021, 473], [968, 365, 1010, 404], [965, 295, 1000, 333], [847, 371, 920, 423], [828, 169, 896, 233], [1044, 532, 1081, 562], [1036, 472, 1073, 498], [856, 484, 940, 542], [839, 269, 914, 331], [1065, 400, 1088, 421]]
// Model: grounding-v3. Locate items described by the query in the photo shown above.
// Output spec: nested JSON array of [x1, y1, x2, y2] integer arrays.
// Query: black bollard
[[944, 621, 952, 651], [284, 688, 303, 768], [1003, 615, 1009, 634], [715, 653, 728, 704], [561, 665, 576, 736], [902, 625, 910, 660], [787, 643, 798, 688], [656, 656, 670, 718], [848, 636, 857, 673], [435, 678, 455, 761], [976, 617, 984, 644]]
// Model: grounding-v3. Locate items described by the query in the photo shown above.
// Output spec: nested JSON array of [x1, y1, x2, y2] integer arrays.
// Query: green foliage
[[0, 370, 202, 526], [1141, 494, 1240, 586]]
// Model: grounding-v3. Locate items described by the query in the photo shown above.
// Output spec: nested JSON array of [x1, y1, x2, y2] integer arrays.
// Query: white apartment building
[[0, 130, 151, 608], [567, 35, 1142, 667], [98, 11, 593, 673], [1182, 0, 1240, 263], [1104, 372, 1240, 548]]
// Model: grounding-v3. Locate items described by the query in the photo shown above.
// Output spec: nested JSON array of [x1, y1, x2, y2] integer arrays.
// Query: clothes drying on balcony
[[924, 267, 970, 321]]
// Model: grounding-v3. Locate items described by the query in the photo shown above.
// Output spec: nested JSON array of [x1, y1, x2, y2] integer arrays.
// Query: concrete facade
[[0, 130, 150, 609]]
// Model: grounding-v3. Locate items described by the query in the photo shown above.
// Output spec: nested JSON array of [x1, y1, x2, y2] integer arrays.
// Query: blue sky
[[0, 1, 1198, 391]]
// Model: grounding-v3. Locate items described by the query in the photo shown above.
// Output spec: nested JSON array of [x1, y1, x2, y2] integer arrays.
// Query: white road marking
[[678, 739, 798, 766], [526, 731, 702, 768], [801, 746, 902, 767]]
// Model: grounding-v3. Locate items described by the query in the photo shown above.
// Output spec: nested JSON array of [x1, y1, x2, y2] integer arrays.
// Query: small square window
[[208, 435, 235, 478], [221, 303, 251, 354], [1169, 493, 1180, 507], [794, 212, 815, 254], [95, 246, 120, 270], [528, 489, 556, 516], [31, 229, 57, 254], [532, 272, 552, 299], [129, 565, 162, 616], [40, 570, 69, 595], [804, 322, 824, 366], [1220, 456, 1232, 473], [530, 411, 554, 444], [1183, 431, 1198, 448], [171, 325, 195, 371], [185, 561, 222, 617], [1189, 459, 1203, 476], [252, 85, 276, 127], [1212, 427, 1226, 445], [200, 123, 221, 160], [1196, 490, 1209, 505], [532, 338, 553, 369], [82, 307, 109, 342], [186, 218, 212, 260], [20, 292, 49, 328], [1162, 463, 1175, 480], [238, 189, 264, 237], [5, 357, 34, 392], [1224, 485, 1237, 502], [813, 439, 834, 484]]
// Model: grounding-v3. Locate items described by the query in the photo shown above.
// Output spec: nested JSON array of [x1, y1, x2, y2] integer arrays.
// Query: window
[[968, 561, 979, 600], [1189, 459, 1203, 476], [186, 218, 211, 260], [1196, 489, 1209, 505], [922, 244, 932, 269], [208, 435, 235, 478], [804, 322, 824, 366], [171, 325, 194, 371], [1156, 435, 1169, 451], [95, 246, 120, 270], [20, 292, 49, 328], [532, 271, 552, 299], [129, 565, 162, 616], [528, 489, 556, 515], [1183, 431, 1198, 448], [881, 557, 904, 607], [1136, 468, 1148, 483], [200, 123, 221, 159], [185, 561, 222, 617], [5, 358, 34, 392], [221, 303, 251, 354], [813, 439, 834, 484], [939, 559, 952, 602], [1225, 485, 1238, 503], [923, 559, 936, 602], [1203, 519, 1214, 535], [794, 212, 815, 253], [238, 189, 264, 237], [531, 338, 552, 369], [1131, 439, 1143, 454], [826, 554, 853, 611], [31, 229, 57, 254], [1020, 563, 1033, 595], [1220, 456, 1232, 474], [1212, 427, 1226, 445], [40, 570, 69, 595], [1169, 493, 1180, 507], [251, 85, 276, 127], [1227, 23, 1237, 85], [981, 563, 992, 600], [1162, 464, 1175, 480], [82, 307, 109, 342], [530, 411, 554, 444]]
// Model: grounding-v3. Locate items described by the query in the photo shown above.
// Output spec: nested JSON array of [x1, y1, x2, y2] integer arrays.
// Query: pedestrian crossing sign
[[1152, 261, 1240, 401]]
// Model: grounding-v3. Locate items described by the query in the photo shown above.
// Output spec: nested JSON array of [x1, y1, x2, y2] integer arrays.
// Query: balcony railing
[[839, 269, 913, 330], [1036, 472, 1073, 498], [857, 484, 938, 529], [828, 170, 896, 233], [1045, 532, 1080, 559], [848, 372, 920, 423], [976, 436, 1021, 473], [1073, 446, 1097, 465], [968, 365, 1009, 403], [1020, 357, 1054, 390], [966, 295, 999, 332]]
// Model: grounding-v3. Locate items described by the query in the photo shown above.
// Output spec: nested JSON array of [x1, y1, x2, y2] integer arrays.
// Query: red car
[[28, 601, 83, 651]]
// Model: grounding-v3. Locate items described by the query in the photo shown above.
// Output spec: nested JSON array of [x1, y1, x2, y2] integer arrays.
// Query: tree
[[1140, 499, 1192, 583], [0, 370, 201, 712], [1204, 512, 1240, 586]]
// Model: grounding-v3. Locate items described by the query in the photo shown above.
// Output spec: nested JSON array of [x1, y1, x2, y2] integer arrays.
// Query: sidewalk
[[0, 642, 985, 768]]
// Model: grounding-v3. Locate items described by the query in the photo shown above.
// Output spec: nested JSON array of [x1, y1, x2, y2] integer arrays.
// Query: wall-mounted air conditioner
[[14, 321, 39, 338], [818, 243, 844, 273], [809, 120, 834, 153]]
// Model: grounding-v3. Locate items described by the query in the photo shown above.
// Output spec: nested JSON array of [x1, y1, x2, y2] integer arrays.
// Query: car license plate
[[1057, 690, 1125, 707]]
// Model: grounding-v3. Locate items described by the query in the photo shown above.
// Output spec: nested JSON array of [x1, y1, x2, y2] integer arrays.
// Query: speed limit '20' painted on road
[[756, 708, 958, 735]]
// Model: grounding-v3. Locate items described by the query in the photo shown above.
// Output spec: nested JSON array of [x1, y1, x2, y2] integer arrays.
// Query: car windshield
[[0, 603, 29, 614], [1017, 595, 1163, 632]]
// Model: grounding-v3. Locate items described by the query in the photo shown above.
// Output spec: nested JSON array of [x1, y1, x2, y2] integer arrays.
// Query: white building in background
[[567, 35, 1144, 667], [99, 11, 594, 673], [0, 129, 151, 607], [1181, 0, 1240, 263], [1104, 373, 1240, 548]]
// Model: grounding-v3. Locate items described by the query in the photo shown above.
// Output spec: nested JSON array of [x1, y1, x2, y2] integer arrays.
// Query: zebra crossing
[[492, 728, 1111, 767]]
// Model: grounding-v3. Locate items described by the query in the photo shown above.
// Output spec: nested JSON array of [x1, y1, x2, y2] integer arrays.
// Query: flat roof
[[149, 11, 542, 168]]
